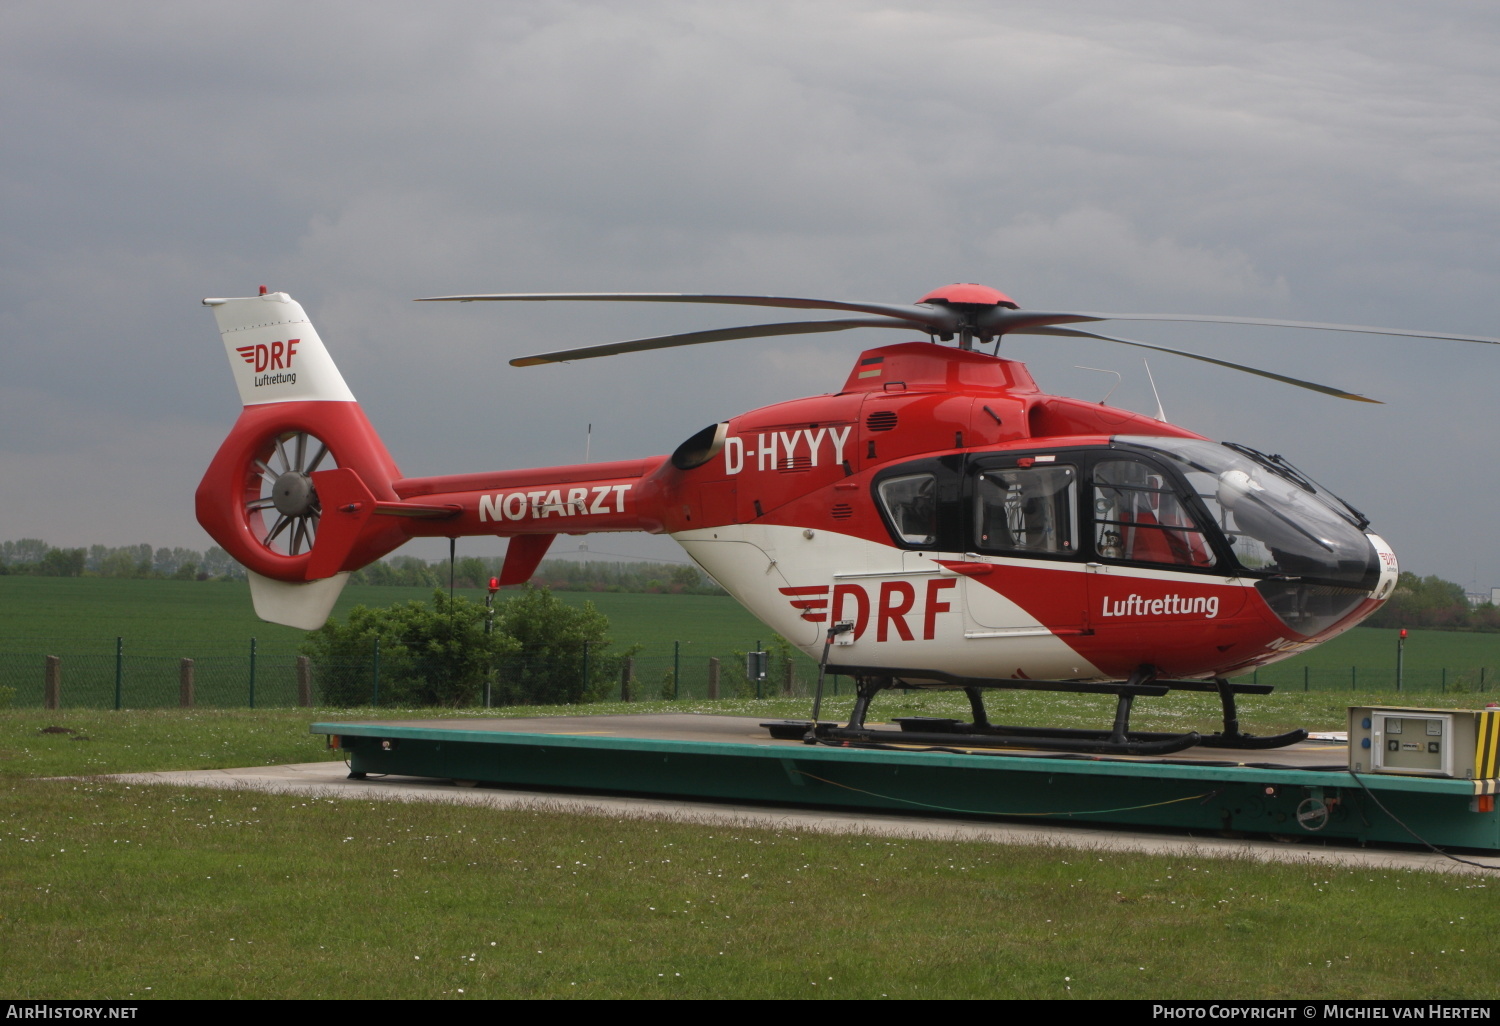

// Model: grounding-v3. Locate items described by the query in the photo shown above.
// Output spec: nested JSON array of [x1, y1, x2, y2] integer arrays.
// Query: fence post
[[372, 637, 381, 706], [708, 657, 720, 699], [755, 640, 762, 700], [621, 657, 634, 702], [180, 658, 195, 708], [581, 641, 589, 699], [297, 655, 312, 708], [248, 638, 257, 709], [44, 655, 60, 711], [783, 659, 794, 697], [1303, 665, 1308, 692], [673, 641, 680, 701], [114, 637, 123, 711], [1351, 666, 1356, 691], [1442, 667, 1446, 693]]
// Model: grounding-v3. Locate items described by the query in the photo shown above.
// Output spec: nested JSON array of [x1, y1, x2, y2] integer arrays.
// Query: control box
[[1348, 706, 1500, 779]]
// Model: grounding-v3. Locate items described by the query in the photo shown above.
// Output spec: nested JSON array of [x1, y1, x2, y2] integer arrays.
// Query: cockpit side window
[[974, 465, 1078, 555], [1092, 459, 1214, 567], [877, 474, 938, 546]]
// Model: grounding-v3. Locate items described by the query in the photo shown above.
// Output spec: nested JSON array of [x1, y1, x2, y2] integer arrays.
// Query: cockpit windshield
[[1115, 436, 1377, 590]]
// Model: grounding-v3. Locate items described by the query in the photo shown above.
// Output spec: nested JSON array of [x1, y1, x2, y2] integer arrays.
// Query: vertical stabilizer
[[203, 292, 356, 406]]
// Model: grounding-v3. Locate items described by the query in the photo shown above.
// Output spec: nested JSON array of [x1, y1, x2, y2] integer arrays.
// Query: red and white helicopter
[[196, 284, 1496, 755]]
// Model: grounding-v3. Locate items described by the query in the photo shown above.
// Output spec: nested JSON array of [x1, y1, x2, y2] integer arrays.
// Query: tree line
[[0, 539, 245, 580], [1365, 572, 1500, 632], [0, 537, 721, 596]]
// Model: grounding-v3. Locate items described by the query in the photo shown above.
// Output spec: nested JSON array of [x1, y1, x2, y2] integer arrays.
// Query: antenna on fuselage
[[1144, 359, 1167, 421], [1075, 366, 1122, 406]]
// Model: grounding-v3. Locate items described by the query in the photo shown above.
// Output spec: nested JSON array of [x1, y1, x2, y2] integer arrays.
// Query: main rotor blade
[[1015, 326, 1382, 403], [419, 292, 949, 329], [511, 317, 922, 367], [1022, 311, 1500, 346]]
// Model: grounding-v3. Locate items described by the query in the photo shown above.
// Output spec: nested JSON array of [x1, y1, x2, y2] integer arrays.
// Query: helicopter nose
[[1367, 533, 1399, 601]]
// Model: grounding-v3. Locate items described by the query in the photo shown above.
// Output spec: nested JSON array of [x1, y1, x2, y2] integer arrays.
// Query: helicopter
[[195, 283, 1498, 756]]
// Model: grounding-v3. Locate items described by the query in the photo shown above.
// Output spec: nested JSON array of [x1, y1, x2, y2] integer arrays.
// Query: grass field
[[8, 575, 1500, 676], [2, 701, 1498, 1000], [0, 577, 776, 657], [4, 577, 1500, 712], [8, 688, 1500, 781], [0, 577, 792, 709]]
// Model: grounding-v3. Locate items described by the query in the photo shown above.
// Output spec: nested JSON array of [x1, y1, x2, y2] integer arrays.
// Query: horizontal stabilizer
[[499, 535, 555, 586]]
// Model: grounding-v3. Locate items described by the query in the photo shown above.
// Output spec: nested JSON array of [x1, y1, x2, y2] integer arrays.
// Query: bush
[[300, 584, 634, 708], [492, 585, 618, 705], [302, 591, 518, 707]]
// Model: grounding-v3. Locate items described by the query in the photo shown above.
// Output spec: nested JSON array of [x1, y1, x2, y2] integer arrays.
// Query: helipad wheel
[[242, 430, 338, 558]]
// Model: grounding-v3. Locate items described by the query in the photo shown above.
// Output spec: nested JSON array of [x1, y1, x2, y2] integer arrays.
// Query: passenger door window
[[974, 464, 1078, 555]]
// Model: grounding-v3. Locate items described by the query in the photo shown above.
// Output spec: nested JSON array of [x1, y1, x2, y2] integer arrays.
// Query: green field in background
[[0, 577, 775, 660], [4, 576, 1500, 691]]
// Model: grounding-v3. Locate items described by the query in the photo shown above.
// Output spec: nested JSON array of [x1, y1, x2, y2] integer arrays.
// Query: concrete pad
[[105, 760, 1500, 876]]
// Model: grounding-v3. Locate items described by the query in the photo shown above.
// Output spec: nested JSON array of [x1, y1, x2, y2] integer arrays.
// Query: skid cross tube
[[769, 664, 1306, 756]]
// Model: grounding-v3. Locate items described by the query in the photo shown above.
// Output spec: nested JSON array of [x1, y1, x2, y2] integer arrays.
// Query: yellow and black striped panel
[[1474, 710, 1500, 781]]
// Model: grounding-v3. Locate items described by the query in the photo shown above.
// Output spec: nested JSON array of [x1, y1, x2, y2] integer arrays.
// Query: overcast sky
[[2, 1, 1498, 587]]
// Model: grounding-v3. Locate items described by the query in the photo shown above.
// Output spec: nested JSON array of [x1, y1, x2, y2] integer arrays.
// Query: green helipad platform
[[310, 714, 1500, 851]]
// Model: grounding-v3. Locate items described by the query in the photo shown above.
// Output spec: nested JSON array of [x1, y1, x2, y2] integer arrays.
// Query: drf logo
[[780, 579, 956, 641], [237, 339, 300, 373]]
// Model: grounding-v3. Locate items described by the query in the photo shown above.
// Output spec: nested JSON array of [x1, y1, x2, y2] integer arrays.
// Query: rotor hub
[[917, 283, 1018, 309], [271, 471, 318, 517]]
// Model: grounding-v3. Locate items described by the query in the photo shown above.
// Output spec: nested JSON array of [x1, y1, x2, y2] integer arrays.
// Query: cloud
[[1, 0, 1497, 585]]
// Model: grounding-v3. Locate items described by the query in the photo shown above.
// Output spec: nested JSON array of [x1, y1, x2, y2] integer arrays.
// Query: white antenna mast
[[585, 422, 592, 462], [1144, 359, 1167, 421]]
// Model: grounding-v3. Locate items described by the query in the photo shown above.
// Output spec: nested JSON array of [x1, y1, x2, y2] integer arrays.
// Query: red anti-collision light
[[488, 577, 500, 592]]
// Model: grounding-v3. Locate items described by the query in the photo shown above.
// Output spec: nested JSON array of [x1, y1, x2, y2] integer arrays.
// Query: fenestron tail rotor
[[418, 283, 1500, 402], [246, 430, 335, 557]]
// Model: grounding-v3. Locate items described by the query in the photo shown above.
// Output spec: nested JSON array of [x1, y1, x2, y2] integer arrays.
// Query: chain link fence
[[4, 636, 1488, 711], [1245, 663, 1495, 694], [0, 637, 840, 710]]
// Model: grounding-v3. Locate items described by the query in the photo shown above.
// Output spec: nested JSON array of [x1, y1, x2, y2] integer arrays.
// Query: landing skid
[[764, 663, 1307, 757]]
